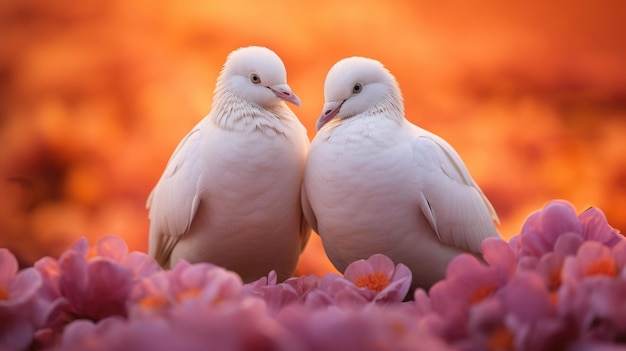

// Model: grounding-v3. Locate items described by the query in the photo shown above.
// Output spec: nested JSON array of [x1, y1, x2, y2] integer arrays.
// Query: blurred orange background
[[1, 0, 625, 275]]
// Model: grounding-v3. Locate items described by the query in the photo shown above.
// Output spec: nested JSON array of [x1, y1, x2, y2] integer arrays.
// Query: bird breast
[[307, 118, 421, 240], [200, 125, 306, 227]]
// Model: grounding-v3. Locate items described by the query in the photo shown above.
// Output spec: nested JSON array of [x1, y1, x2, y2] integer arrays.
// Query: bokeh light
[[1, 0, 625, 276]]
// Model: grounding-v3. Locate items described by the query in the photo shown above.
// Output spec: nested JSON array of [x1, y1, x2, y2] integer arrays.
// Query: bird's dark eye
[[352, 83, 362, 94], [250, 73, 261, 84]]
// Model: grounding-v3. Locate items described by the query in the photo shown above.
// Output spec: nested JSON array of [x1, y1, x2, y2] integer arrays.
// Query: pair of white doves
[[147, 46, 500, 290]]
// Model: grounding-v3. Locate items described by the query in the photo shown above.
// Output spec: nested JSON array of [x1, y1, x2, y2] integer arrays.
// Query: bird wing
[[412, 130, 500, 253], [147, 122, 205, 267]]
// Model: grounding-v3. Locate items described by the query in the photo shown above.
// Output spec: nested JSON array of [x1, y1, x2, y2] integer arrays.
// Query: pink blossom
[[55, 301, 299, 351], [57, 262, 299, 351], [277, 304, 451, 351], [528, 233, 585, 296], [0, 249, 45, 351], [3, 199, 626, 350], [282, 274, 320, 301], [304, 273, 369, 309], [428, 241, 514, 316], [558, 277, 626, 343], [578, 207, 623, 247], [561, 241, 623, 286], [455, 272, 571, 351], [32, 236, 159, 348], [510, 200, 583, 258], [243, 270, 299, 315], [510, 200, 623, 261], [343, 253, 412, 303], [79, 236, 161, 280], [130, 260, 244, 319], [415, 239, 516, 343], [556, 240, 626, 342], [423, 253, 503, 342], [499, 272, 573, 350]]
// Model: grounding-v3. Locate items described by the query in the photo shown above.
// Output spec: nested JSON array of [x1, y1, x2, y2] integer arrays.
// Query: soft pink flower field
[[2, 200, 625, 351]]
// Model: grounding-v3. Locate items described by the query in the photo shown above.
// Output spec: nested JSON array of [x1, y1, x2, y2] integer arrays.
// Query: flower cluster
[[1, 200, 625, 351], [415, 200, 626, 350]]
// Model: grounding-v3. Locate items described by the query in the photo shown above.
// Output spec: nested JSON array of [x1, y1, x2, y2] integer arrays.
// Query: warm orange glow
[[138, 295, 169, 310], [1, 1, 625, 278], [176, 288, 202, 303], [548, 267, 562, 291], [0, 286, 10, 301], [586, 257, 618, 277], [488, 325, 515, 351], [469, 284, 497, 304]]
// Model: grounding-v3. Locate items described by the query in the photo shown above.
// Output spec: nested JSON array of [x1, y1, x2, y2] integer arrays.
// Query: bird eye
[[352, 83, 362, 94], [250, 73, 261, 84]]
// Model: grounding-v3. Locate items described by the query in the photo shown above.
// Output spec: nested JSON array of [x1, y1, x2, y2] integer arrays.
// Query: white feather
[[147, 46, 310, 282], [303, 56, 500, 290]]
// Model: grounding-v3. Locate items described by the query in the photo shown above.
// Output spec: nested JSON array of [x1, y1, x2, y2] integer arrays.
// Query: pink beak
[[270, 84, 301, 107], [316, 100, 344, 131]]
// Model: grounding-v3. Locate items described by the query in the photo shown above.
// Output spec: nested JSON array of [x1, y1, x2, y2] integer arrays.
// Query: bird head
[[216, 46, 301, 108], [316, 57, 403, 131]]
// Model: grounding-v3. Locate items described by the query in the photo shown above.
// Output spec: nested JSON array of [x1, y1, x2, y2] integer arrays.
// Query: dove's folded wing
[[413, 132, 500, 254], [147, 124, 205, 267]]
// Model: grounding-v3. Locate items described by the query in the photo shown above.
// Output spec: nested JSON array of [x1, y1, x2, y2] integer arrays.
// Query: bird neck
[[209, 90, 290, 136], [365, 95, 405, 123]]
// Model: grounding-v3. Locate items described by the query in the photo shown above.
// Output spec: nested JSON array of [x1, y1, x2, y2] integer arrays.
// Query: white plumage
[[147, 46, 310, 282], [302, 57, 500, 290]]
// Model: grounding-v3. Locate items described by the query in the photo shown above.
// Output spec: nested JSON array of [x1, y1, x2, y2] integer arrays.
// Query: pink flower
[[130, 260, 244, 318], [556, 240, 626, 342], [424, 254, 501, 342], [303, 273, 369, 309], [343, 253, 412, 303], [526, 233, 585, 298], [499, 272, 573, 350], [428, 239, 515, 314], [32, 236, 159, 348], [243, 271, 299, 315], [558, 277, 626, 343], [277, 304, 451, 351], [415, 239, 516, 343], [510, 200, 624, 261], [510, 200, 583, 258], [57, 298, 299, 351], [578, 207, 623, 247], [74, 235, 161, 280], [0, 249, 45, 351], [282, 274, 320, 301], [451, 273, 571, 351]]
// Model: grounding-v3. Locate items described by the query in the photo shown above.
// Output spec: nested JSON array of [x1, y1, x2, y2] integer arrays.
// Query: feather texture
[[147, 46, 310, 282], [303, 56, 500, 290]]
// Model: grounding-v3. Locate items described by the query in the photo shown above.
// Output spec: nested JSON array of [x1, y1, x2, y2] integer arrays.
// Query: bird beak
[[316, 100, 344, 131], [270, 84, 301, 107]]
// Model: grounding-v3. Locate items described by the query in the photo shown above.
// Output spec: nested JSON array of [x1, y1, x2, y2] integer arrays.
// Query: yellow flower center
[[0, 286, 9, 300], [469, 284, 496, 304], [488, 325, 515, 351], [548, 267, 562, 291], [138, 295, 169, 309], [176, 288, 202, 302], [586, 258, 617, 277], [549, 291, 559, 306], [353, 271, 390, 293]]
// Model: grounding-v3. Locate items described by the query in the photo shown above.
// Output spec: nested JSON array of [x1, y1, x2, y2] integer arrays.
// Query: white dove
[[302, 57, 501, 290], [147, 46, 310, 283]]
